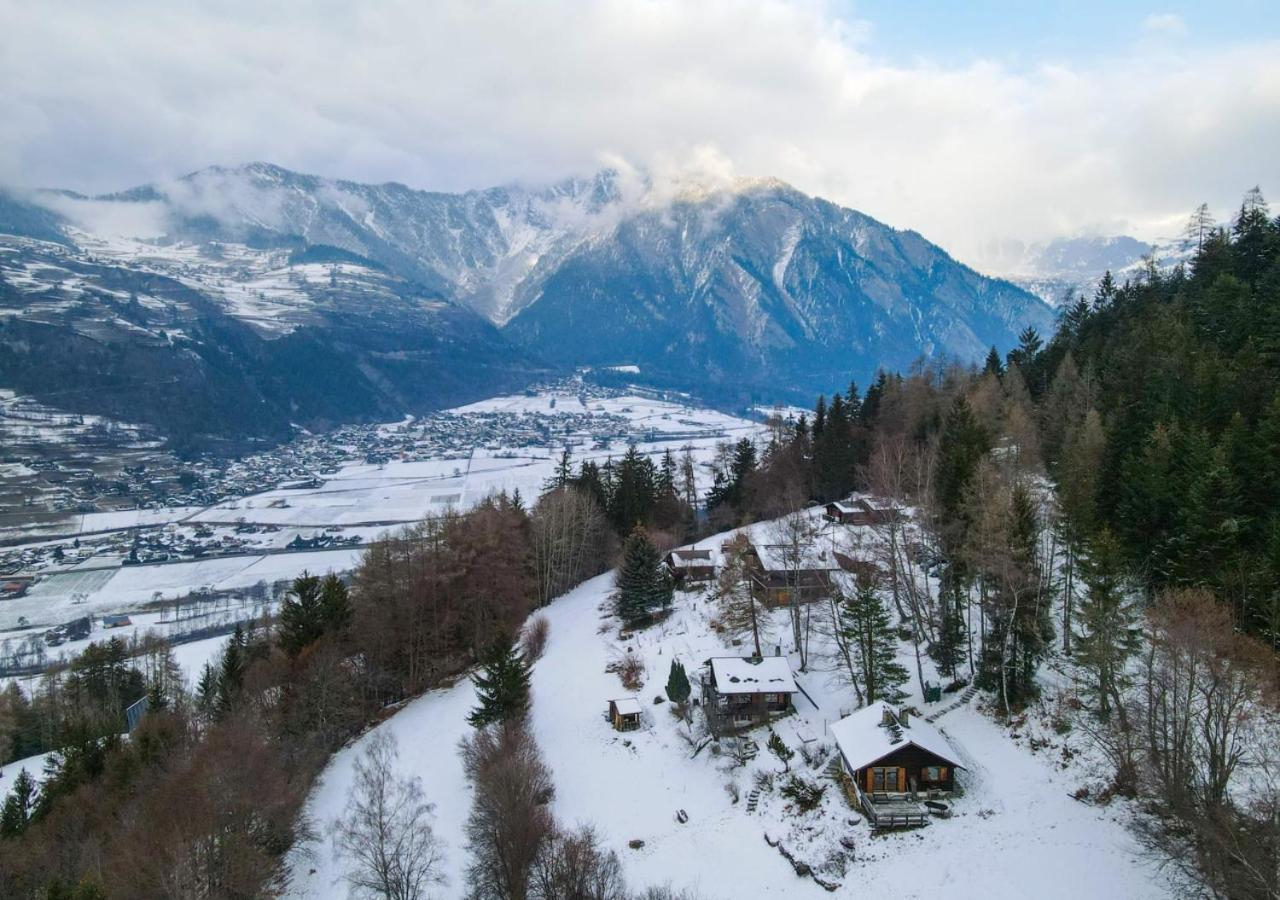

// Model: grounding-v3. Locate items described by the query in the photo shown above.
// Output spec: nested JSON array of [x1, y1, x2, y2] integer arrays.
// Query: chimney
[[880, 706, 895, 727], [898, 708, 910, 727]]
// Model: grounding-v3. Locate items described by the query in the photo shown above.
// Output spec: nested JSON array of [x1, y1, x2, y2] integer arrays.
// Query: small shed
[[608, 697, 642, 731]]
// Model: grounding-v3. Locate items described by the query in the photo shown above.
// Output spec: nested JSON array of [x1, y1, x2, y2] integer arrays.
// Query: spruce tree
[[839, 582, 909, 704], [665, 659, 691, 705], [614, 527, 669, 624], [1074, 530, 1141, 721], [467, 637, 531, 727], [0, 768, 37, 838], [319, 573, 353, 634], [278, 572, 322, 656]]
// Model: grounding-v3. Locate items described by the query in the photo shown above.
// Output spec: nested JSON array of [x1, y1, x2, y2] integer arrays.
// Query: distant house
[[747, 541, 841, 607], [608, 697, 643, 731], [102, 614, 132, 629], [125, 695, 149, 733], [830, 704, 964, 828], [700, 655, 798, 733], [824, 498, 902, 527], [0, 580, 29, 599], [665, 547, 716, 584]]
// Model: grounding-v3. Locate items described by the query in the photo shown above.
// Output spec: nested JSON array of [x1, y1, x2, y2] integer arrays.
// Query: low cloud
[[1, 1, 1276, 267]]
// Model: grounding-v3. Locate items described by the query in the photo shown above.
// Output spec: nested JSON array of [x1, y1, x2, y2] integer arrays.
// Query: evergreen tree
[[277, 571, 323, 656], [838, 582, 909, 704], [195, 662, 218, 717], [613, 527, 672, 624], [0, 768, 37, 838], [318, 573, 353, 635], [1074, 529, 1141, 722], [216, 625, 247, 716], [665, 659, 691, 705], [983, 346, 1005, 377], [766, 730, 794, 771], [929, 572, 967, 680], [467, 637, 531, 728]]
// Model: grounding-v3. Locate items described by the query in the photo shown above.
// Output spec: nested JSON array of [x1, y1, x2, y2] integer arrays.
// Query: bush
[[521, 615, 550, 664], [779, 774, 826, 812]]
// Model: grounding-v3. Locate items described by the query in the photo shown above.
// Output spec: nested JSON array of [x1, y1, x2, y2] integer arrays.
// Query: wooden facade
[[608, 698, 642, 731], [665, 548, 716, 584], [824, 498, 903, 528], [700, 656, 797, 734]]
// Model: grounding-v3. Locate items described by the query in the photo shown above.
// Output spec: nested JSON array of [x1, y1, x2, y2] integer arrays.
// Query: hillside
[[285, 511, 1168, 899]]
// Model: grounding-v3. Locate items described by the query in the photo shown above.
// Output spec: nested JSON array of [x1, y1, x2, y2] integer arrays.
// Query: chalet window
[[871, 767, 899, 791], [922, 766, 943, 782], [763, 692, 779, 703]]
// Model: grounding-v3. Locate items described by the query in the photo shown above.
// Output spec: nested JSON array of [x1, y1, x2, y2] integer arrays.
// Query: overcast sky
[[2, 0, 1277, 266]]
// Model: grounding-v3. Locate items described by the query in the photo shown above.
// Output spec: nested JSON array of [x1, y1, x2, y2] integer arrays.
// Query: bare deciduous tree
[[331, 731, 445, 900], [460, 722, 555, 900]]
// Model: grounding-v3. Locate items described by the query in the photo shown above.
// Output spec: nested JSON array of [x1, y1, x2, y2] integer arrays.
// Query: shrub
[[779, 774, 826, 812], [521, 615, 550, 663]]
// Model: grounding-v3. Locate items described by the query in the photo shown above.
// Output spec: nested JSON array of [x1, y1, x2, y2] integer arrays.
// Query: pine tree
[[319, 573, 353, 634], [195, 662, 218, 717], [278, 571, 323, 656], [1074, 530, 1141, 722], [614, 527, 671, 624], [983, 346, 1005, 377], [665, 659, 691, 705], [0, 768, 37, 838], [216, 625, 246, 716], [839, 582, 909, 704], [767, 730, 794, 771], [467, 637, 531, 727], [929, 574, 967, 680]]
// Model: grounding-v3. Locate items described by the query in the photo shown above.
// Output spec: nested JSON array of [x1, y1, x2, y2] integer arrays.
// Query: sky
[[1, 0, 1278, 268]]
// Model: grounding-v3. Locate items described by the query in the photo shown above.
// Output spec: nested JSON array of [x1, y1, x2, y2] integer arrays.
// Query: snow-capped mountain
[[1, 164, 1055, 442], [983, 233, 1195, 306]]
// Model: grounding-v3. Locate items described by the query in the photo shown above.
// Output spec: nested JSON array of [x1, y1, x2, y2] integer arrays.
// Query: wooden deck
[[860, 792, 930, 829]]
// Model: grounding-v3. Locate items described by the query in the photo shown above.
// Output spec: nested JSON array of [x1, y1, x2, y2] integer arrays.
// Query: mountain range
[[0, 164, 1055, 448]]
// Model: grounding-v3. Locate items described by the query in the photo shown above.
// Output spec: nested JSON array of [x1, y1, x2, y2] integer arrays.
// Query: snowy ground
[[284, 514, 1170, 900], [1, 390, 761, 634]]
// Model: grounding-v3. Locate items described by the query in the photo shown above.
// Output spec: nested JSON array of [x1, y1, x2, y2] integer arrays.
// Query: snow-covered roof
[[708, 656, 798, 695], [752, 542, 842, 573], [830, 703, 964, 771], [611, 697, 642, 716], [669, 547, 714, 567], [827, 501, 858, 514]]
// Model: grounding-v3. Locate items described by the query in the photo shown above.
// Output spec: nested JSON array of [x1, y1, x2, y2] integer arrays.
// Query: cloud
[[0, 0, 1277, 268]]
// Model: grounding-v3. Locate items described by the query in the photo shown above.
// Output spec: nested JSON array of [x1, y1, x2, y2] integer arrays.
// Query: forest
[[0, 190, 1277, 899]]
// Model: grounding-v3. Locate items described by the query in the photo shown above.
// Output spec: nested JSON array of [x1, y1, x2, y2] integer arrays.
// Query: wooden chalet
[[608, 697, 642, 731], [824, 497, 902, 527], [700, 655, 798, 734], [747, 541, 841, 607], [830, 704, 964, 829], [665, 547, 716, 584]]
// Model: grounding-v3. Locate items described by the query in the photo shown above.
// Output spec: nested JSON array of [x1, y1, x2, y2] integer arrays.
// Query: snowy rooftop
[[752, 542, 841, 573], [830, 703, 965, 772], [669, 547, 713, 567], [708, 656, 798, 695], [611, 697, 642, 716]]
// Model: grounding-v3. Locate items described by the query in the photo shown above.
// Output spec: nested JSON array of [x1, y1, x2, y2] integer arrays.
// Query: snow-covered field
[[285, 514, 1169, 900]]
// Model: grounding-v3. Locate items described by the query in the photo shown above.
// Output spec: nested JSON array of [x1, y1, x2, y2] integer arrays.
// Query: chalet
[[824, 497, 902, 527], [747, 541, 841, 606], [607, 697, 642, 731], [665, 547, 716, 584], [0, 579, 31, 600], [102, 614, 132, 629], [700, 655, 798, 733], [830, 703, 964, 829]]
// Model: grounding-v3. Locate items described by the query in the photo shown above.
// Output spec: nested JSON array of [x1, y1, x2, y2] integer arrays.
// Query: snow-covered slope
[[284, 511, 1170, 899]]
